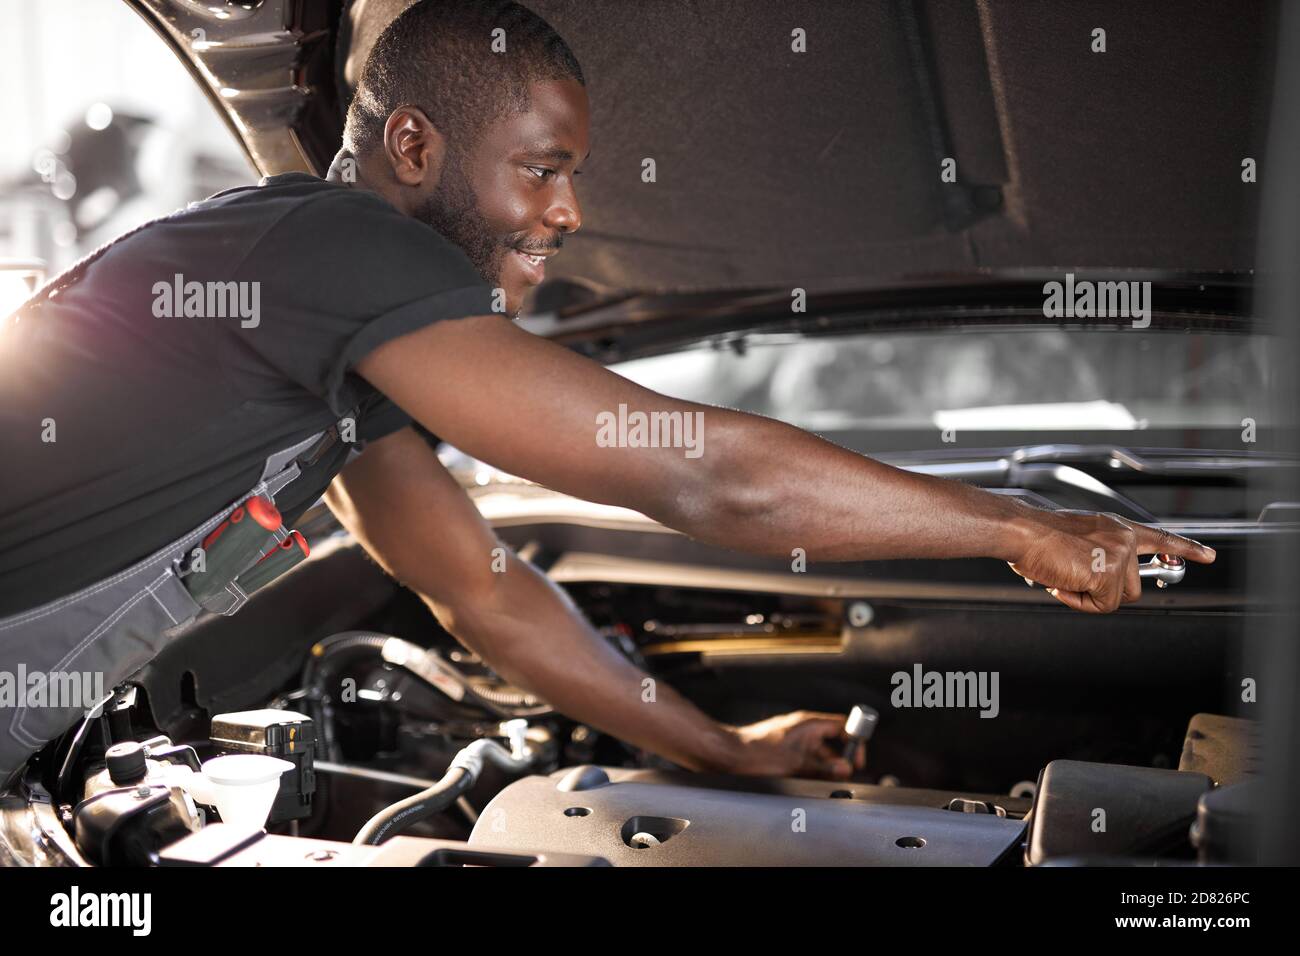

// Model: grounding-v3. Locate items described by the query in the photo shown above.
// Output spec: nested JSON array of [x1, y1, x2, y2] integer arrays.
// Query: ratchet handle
[[1138, 553, 1186, 587]]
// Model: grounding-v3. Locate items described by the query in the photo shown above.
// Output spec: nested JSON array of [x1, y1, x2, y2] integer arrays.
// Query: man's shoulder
[[87, 173, 384, 263], [104, 171, 449, 280], [194, 171, 390, 219], [194, 172, 464, 260]]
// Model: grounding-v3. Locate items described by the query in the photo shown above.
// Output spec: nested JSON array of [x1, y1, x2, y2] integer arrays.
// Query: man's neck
[[325, 148, 365, 188], [325, 148, 413, 218]]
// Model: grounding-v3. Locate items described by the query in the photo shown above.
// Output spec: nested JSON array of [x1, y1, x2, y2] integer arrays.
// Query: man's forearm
[[325, 428, 748, 772], [355, 316, 1213, 619], [356, 315, 1034, 565], [654, 406, 1034, 562], [424, 552, 744, 773]]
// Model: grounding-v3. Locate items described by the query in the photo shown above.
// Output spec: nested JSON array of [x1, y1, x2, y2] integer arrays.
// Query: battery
[[209, 709, 315, 824]]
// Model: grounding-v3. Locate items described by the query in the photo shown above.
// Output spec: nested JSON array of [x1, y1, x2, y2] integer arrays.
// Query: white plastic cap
[[192, 754, 294, 830], [202, 753, 294, 786]]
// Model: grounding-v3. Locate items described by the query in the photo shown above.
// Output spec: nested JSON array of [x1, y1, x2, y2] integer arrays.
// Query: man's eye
[[525, 166, 556, 181]]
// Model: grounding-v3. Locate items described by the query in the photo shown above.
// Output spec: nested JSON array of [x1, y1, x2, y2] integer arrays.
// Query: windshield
[[611, 329, 1276, 436]]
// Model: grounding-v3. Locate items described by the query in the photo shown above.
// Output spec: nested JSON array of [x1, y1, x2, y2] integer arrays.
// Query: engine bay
[[0, 528, 1259, 868]]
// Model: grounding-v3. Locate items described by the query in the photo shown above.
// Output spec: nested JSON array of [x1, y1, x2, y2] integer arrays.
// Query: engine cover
[[469, 767, 1026, 866]]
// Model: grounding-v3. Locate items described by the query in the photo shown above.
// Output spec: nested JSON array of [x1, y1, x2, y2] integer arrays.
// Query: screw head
[[846, 601, 874, 628]]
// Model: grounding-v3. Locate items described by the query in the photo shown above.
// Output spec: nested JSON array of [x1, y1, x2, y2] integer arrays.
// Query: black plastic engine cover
[[1028, 759, 1212, 865]]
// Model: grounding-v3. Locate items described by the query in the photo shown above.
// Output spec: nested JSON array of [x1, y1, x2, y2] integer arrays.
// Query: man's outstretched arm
[[325, 426, 854, 777], [357, 314, 1214, 613]]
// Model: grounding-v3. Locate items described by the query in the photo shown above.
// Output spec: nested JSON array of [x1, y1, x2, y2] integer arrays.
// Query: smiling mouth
[[511, 247, 556, 285]]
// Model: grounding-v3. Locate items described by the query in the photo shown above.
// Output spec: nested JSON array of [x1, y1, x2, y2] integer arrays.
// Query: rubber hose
[[353, 738, 532, 845], [352, 767, 474, 846]]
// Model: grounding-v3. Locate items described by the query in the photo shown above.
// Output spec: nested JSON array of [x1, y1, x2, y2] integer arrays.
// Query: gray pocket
[[4, 569, 200, 764], [0, 433, 321, 782]]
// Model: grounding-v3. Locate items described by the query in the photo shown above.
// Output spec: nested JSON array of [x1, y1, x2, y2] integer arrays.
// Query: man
[[0, 0, 1213, 782]]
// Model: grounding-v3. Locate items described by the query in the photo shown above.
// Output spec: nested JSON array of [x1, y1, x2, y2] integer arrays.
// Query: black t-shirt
[[0, 173, 495, 616]]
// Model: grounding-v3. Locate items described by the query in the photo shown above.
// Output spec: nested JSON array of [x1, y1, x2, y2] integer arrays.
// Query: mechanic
[[0, 0, 1214, 783]]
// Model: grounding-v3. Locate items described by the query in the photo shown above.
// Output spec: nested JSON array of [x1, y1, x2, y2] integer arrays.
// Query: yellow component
[[641, 635, 842, 657]]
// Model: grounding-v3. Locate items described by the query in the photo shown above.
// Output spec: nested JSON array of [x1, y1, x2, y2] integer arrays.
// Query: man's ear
[[382, 105, 447, 188]]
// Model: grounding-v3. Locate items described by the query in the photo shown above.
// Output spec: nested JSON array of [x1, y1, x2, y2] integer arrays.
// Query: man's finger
[[1093, 574, 1123, 613], [1048, 587, 1101, 613], [801, 713, 851, 739], [809, 739, 853, 778], [1121, 554, 1143, 604], [814, 754, 852, 780], [1007, 561, 1036, 586], [1131, 524, 1216, 564]]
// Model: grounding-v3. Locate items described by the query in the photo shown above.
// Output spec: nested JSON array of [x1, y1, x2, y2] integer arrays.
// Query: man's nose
[[543, 180, 582, 235]]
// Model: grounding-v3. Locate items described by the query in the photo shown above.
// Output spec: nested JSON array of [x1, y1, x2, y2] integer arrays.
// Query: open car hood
[[125, 0, 1276, 311]]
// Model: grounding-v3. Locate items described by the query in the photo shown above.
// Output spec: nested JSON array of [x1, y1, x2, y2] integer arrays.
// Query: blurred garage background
[[0, 0, 253, 316]]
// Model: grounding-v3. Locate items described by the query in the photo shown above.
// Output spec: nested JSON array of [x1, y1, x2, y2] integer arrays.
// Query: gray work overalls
[[0, 218, 355, 787], [0, 422, 355, 786]]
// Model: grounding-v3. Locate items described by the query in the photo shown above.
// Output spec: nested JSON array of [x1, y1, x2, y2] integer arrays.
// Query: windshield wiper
[[890, 445, 1298, 522], [1006, 444, 1298, 475], [901, 457, 1157, 521], [890, 443, 1296, 474]]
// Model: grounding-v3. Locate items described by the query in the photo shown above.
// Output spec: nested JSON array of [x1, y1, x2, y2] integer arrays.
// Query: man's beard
[[416, 154, 506, 285]]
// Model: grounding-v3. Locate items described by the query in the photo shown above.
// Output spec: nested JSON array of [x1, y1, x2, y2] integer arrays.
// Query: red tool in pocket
[[184, 495, 285, 605], [235, 530, 310, 595]]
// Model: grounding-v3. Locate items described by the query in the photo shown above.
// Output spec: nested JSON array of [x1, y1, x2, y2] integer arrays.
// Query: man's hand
[[726, 711, 864, 780], [326, 432, 871, 780], [1004, 507, 1216, 613]]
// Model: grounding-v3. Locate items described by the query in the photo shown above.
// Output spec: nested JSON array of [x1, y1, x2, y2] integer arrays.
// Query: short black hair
[[344, 0, 584, 158]]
